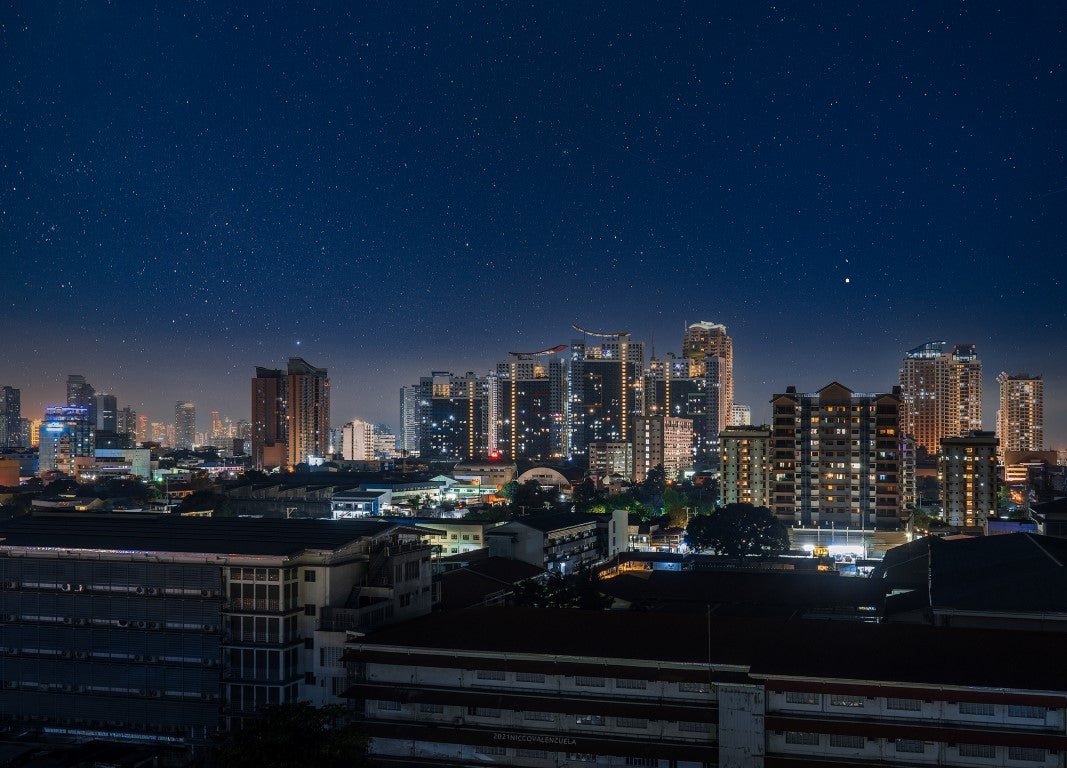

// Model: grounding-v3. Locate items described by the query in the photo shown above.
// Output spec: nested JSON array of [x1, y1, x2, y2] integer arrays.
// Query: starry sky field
[[2, 3, 1064, 442]]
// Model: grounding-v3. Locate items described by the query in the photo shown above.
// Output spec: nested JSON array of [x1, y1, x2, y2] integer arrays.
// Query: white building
[[730, 404, 752, 426], [342, 419, 375, 461]]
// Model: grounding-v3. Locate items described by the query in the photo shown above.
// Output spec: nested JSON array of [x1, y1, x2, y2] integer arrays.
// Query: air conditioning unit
[[75, 651, 88, 659], [134, 621, 147, 629], [134, 655, 145, 662], [118, 619, 129, 628], [148, 689, 162, 698], [135, 586, 147, 595], [62, 617, 74, 625], [61, 583, 73, 592], [2, 614, 16, 623], [147, 621, 161, 630], [61, 684, 74, 692], [147, 588, 159, 596], [73, 584, 86, 593], [200, 589, 211, 597], [3, 581, 18, 589], [60, 650, 72, 659], [147, 656, 160, 663]]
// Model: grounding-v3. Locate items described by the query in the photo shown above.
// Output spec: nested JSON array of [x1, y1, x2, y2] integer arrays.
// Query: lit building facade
[[731, 404, 752, 426], [720, 426, 772, 508], [567, 333, 645, 458], [37, 406, 95, 476], [939, 431, 1000, 527], [342, 419, 375, 461], [251, 358, 330, 468], [495, 352, 566, 461], [399, 385, 421, 458], [997, 373, 1044, 460], [587, 441, 633, 481], [66, 374, 96, 425], [682, 321, 733, 435], [899, 341, 983, 456], [633, 415, 693, 483], [418, 372, 490, 461], [95, 394, 118, 433], [771, 383, 903, 529], [116, 407, 138, 442], [645, 356, 717, 465]]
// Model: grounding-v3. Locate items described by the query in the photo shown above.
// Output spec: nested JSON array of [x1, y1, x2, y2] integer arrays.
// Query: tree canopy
[[211, 703, 368, 768], [685, 503, 790, 560], [511, 570, 612, 610]]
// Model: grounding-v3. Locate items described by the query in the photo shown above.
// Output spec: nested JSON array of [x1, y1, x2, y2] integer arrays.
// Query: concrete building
[[494, 350, 567, 461], [997, 372, 1044, 460], [342, 419, 375, 461], [453, 461, 517, 489], [682, 321, 733, 432], [0, 515, 434, 742], [38, 406, 95, 476], [485, 510, 628, 574], [567, 331, 645, 458], [770, 383, 903, 530], [633, 415, 693, 483], [93, 448, 152, 482], [174, 401, 196, 450], [587, 441, 633, 482], [939, 431, 1000, 528], [330, 491, 389, 518], [95, 394, 118, 433], [730, 403, 752, 426], [644, 356, 719, 465], [899, 341, 983, 456], [381, 517, 501, 557], [720, 426, 772, 507], [344, 607, 1067, 768], [116, 406, 138, 443]]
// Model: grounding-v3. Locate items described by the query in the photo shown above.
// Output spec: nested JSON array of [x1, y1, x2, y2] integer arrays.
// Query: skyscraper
[[399, 385, 421, 458], [174, 401, 196, 450], [996, 373, 1044, 459], [494, 348, 567, 461], [770, 382, 903, 530], [66, 374, 96, 425], [286, 358, 330, 465], [251, 358, 330, 469], [567, 329, 645, 457], [633, 414, 693, 483], [117, 406, 138, 442], [418, 371, 489, 461], [210, 410, 223, 443], [95, 393, 118, 433], [898, 341, 983, 455], [1, 386, 20, 448], [682, 321, 733, 428]]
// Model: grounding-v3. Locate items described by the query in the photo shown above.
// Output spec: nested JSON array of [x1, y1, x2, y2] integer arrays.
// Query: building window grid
[[1008, 746, 1046, 762], [784, 731, 820, 746], [785, 691, 820, 706], [886, 697, 922, 711]]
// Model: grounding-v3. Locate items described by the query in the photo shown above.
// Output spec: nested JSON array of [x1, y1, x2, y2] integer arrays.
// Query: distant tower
[[567, 327, 645, 458], [1, 386, 20, 448], [286, 358, 330, 465], [682, 322, 733, 459], [899, 342, 984, 455], [95, 393, 118, 433], [399, 385, 421, 458], [66, 375, 96, 425], [174, 401, 197, 450], [996, 373, 1044, 460]]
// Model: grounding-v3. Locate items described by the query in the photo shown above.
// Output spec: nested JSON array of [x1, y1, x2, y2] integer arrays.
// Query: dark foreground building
[[0, 515, 433, 743], [344, 608, 1067, 768]]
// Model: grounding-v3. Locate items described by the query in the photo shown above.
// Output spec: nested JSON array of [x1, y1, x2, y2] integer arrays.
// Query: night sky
[[2, 3, 1065, 444]]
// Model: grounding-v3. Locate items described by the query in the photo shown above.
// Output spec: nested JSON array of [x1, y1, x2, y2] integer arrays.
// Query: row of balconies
[[0, 581, 221, 598], [1, 614, 219, 632]]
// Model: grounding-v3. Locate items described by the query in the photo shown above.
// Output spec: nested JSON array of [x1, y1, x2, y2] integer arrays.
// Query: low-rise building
[[485, 511, 627, 573], [0, 515, 434, 742]]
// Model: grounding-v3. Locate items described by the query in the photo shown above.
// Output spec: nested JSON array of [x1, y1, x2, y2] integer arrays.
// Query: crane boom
[[508, 344, 568, 358], [571, 323, 630, 338]]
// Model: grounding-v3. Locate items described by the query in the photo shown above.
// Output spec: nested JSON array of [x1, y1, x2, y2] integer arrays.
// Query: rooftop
[[0, 514, 398, 557], [490, 511, 602, 534]]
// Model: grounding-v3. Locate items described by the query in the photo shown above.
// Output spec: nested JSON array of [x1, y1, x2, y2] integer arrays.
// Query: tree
[[661, 486, 689, 528], [511, 570, 612, 610], [685, 503, 789, 560], [177, 489, 232, 516], [572, 477, 601, 510], [211, 703, 368, 768]]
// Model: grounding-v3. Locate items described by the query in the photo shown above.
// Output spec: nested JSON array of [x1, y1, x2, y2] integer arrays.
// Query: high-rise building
[[720, 425, 772, 507], [939, 431, 999, 528], [730, 404, 752, 426], [66, 374, 96, 425], [1, 386, 20, 448], [399, 385, 421, 458], [899, 341, 983, 456], [286, 358, 330, 465], [418, 371, 490, 461], [996, 373, 1044, 460], [342, 419, 375, 461], [117, 406, 138, 441], [251, 359, 331, 468], [38, 406, 95, 476], [94, 393, 117, 433], [770, 382, 903, 530], [494, 349, 567, 461], [372, 425, 398, 459], [26, 418, 42, 448], [682, 320, 733, 432], [210, 410, 223, 443], [174, 401, 197, 450], [633, 415, 693, 483], [567, 330, 645, 457], [645, 356, 710, 463], [137, 414, 148, 443]]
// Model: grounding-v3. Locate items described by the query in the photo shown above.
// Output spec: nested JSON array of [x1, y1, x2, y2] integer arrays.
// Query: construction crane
[[571, 323, 630, 338], [507, 344, 567, 359]]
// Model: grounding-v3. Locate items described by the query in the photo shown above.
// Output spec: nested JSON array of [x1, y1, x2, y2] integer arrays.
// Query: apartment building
[[485, 511, 628, 574], [720, 426, 772, 507], [939, 431, 1000, 527], [770, 382, 903, 529]]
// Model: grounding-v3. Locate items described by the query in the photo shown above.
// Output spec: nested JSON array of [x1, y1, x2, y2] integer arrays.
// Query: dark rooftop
[[491, 510, 601, 533], [356, 607, 1067, 693], [0, 514, 398, 557]]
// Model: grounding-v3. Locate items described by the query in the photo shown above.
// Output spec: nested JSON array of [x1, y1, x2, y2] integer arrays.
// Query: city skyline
[[2, 4, 1064, 443]]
